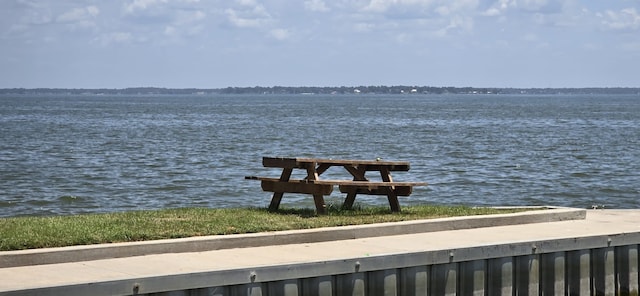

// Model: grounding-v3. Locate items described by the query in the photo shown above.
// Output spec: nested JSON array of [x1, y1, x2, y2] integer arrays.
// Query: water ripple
[[1, 94, 639, 217]]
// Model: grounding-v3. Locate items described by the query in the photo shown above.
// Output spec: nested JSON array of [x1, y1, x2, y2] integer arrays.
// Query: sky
[[1, 0, 639, 89]]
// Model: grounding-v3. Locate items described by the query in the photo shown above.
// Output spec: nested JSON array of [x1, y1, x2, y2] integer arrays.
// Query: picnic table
[[245, 157, 427, 214]]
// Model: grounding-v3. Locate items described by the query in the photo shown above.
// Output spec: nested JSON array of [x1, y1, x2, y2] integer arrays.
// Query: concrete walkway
[[1, 208, 639, 295]]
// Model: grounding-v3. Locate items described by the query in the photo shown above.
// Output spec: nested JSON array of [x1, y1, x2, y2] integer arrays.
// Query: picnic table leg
[[342, 190, 357, 210], [380, 168, 401, 212], [305, 162, 319, 180], [268, 168, 292, 211], [301, 162, 328, 214], [386, 189, 401, 212], [341, 164, 367, 210], [313, 194, 327, 215]]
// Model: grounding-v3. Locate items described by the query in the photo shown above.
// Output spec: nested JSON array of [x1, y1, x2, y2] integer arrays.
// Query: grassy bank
[[0, 205, 526, 251]]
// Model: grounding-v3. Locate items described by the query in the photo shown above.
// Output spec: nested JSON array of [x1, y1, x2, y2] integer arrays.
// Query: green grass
[[0, 205, 528, 251]]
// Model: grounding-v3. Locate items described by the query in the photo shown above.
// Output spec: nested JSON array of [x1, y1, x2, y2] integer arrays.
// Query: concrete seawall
[[1, 208, 639, 295], [0, 206, 583, 268]]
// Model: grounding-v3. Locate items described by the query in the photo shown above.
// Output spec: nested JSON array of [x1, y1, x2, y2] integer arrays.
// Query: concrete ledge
[[0, 206, 585, 268]]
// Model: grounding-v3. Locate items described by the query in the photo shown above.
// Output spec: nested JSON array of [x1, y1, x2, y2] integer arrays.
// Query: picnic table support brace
[[306, 162, 328, 214], [342, 165, 368, 210], [268, 167, 292, 212], [381, 168, 401, 212]]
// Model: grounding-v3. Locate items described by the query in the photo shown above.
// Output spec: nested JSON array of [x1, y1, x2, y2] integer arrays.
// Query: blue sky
[[1, 0, 639, 88]]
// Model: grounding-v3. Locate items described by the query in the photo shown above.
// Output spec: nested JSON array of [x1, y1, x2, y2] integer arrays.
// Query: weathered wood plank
[[315, 163, 332, 176], [312, 180, 427, 187], [343, 165, 368, 180], [261, 180, 333, 195], [247, 177, 426, 187], [261, 157, 411, 171], [249, 176, 428, 187], [338, 185, 413, 196], [262, 157, 301, 168], [296, 157, 409, 166]]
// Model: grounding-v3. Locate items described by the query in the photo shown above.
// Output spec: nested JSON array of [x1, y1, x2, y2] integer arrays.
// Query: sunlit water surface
[[1, 94, 638, 217]]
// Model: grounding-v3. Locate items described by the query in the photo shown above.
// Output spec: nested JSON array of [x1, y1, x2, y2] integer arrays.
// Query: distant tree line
[[0, 87, 217, 95], [1, 86, 639, 95], [218, 85, 505, 95]]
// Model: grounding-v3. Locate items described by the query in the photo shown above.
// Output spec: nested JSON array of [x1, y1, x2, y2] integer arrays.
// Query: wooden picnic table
[[245, 157, 427, 214]]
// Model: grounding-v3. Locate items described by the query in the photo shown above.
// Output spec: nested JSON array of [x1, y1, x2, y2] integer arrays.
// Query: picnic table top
[[262, 157, 411, 167], [245, 176, 427, 186]]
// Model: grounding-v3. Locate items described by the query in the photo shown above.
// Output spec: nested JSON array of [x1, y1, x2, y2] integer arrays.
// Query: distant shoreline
[[1, 86, 639, 96]]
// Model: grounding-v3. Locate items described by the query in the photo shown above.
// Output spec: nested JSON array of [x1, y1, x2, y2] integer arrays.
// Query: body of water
[[1, 94, 638, 217]]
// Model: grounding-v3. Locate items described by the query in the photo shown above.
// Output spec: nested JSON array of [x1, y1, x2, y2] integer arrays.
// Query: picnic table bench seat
[[245, 176, 425, 196]]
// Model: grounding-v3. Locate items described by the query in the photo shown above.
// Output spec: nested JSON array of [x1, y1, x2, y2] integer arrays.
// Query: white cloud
[[94, 32, 133, 46], [345, 0, 478, 39], [124, 0, 168, 14], [599, 8, 640, 30], [110, 32, 133, 42], [163, 10, 206, 38], [118, 1, 209, 43], [364, 0, 433, 13], [521, 33, 538, 42], [235, 0, 259, 6], [225, 3, 272, 28], [435, 0, 478, 17], [18, 5, 53, 26], [175, 10, 205, 25], [269, 28, 290, 40], [481, 0, 565, 16], [481, 0, 510, 16], [304, 0, 330, 12], [482, 7, 501, 16], [357, 0, 478, 21], [363, 0, 394, 13], [226, 9, 262, 28], [353, 22, 376, 32], [164, 25, 177, 36], [1, 0, 639, 88], [435, 15, 473, 37], [520, 0, 549, 11], [57, 6, 99, 23], [56, 6, 99, 29]]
